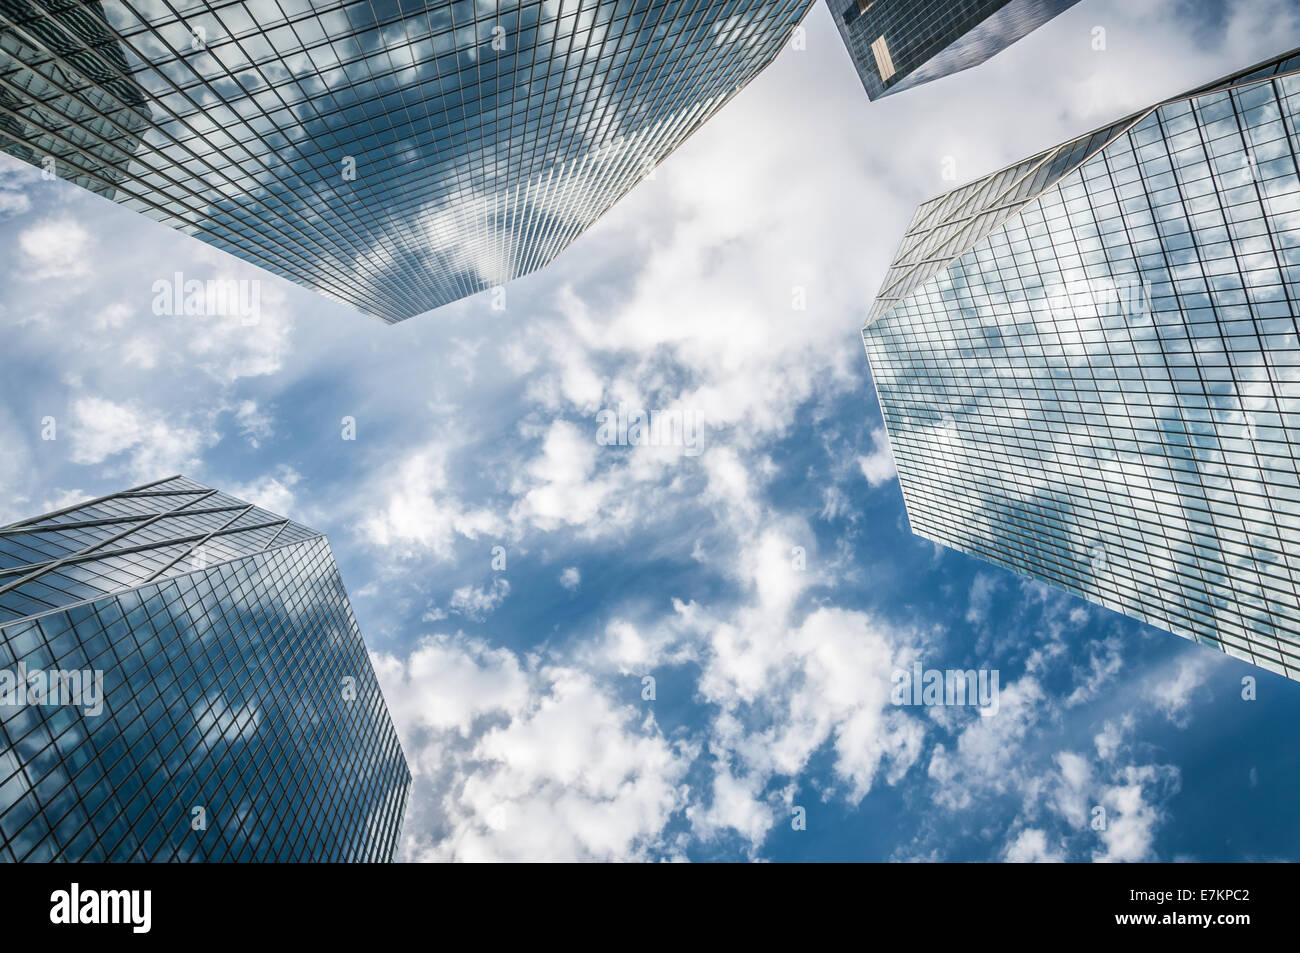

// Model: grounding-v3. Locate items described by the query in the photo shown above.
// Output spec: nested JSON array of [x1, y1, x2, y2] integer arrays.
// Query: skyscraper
[[862, 49, 1300, 681], [0, 0, 152, 199], [0, 0, 812, 322], [830, 0, 1081, 100], [0, 475, 410, 861]]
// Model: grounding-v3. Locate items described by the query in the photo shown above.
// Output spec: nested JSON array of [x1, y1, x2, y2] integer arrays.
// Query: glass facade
[[0, 475, 410, 861], [863, 50, 1300, 680], [0, 0, 812, 322], [831, 0, 1080, 101], [0, 0, 153, 198]]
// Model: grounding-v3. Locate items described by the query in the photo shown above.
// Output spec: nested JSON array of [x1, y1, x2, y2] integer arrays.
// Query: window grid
[[0, 0, 813, 321], [863, 51, 1300, 681], [0, 476, 410, 862]]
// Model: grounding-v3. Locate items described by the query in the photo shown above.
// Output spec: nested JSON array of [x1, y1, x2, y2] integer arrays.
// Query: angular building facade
[[0, 0, 812, 321], [831, 0, 1081, 100], [0, 475, 410, 861], [0, 0, 152, 198], [863, 50, 1300, 680]]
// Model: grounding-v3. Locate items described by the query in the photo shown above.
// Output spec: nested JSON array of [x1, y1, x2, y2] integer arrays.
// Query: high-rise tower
[[0, 475, 410, 861], [0, 0, 812, 321], [830, 0, 1081, 100], [863, 49, 1300, 680]]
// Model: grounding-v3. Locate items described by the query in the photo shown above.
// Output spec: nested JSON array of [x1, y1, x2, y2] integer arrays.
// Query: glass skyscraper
[[0, 0, 152, 198], [831, 0, 1081, 101], [863, 49, 1300, 681], [0, 475, 410, 861], [0, 0, 812, 322]]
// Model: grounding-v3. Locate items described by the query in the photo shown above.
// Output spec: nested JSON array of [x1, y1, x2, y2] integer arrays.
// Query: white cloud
[[683, 596, 926, 847], [1003, 828, 1064, 863], [183, 284, 293, 382], [510, 420, 612, 532], [451, 670, 688, 862], [1094, 718, 1130, 762], [965, 572, 1002, 626], [1050, 750, 1094, 829], [373, 634, 530, 737], [927, 674, 1047, 811], [1093, 765, 1180, 863], [360, 447, 505, 561], [1149, 655, 1214, 728], [559, 566, 581, 590], [858, 427, 898, 487], [38, 488, 89, 514], [20, 219, 91, 280], [233, 400, 274, 448], [448, 578, 510, 621], [0, 190, 28, 218], [374, 635, 690, 862], [578, 620, 660, 674], [0, 163, 30, 218], [0, 410, 36, 525], [228, 466, 301, 517], [92, 303, 131, 330], [1064, 639, 1125, 707], [688, 762, 773, 847], [67, 395, 215, 480]]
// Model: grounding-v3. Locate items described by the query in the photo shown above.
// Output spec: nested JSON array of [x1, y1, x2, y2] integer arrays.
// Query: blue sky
[[1, 0, 1298, 861]]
